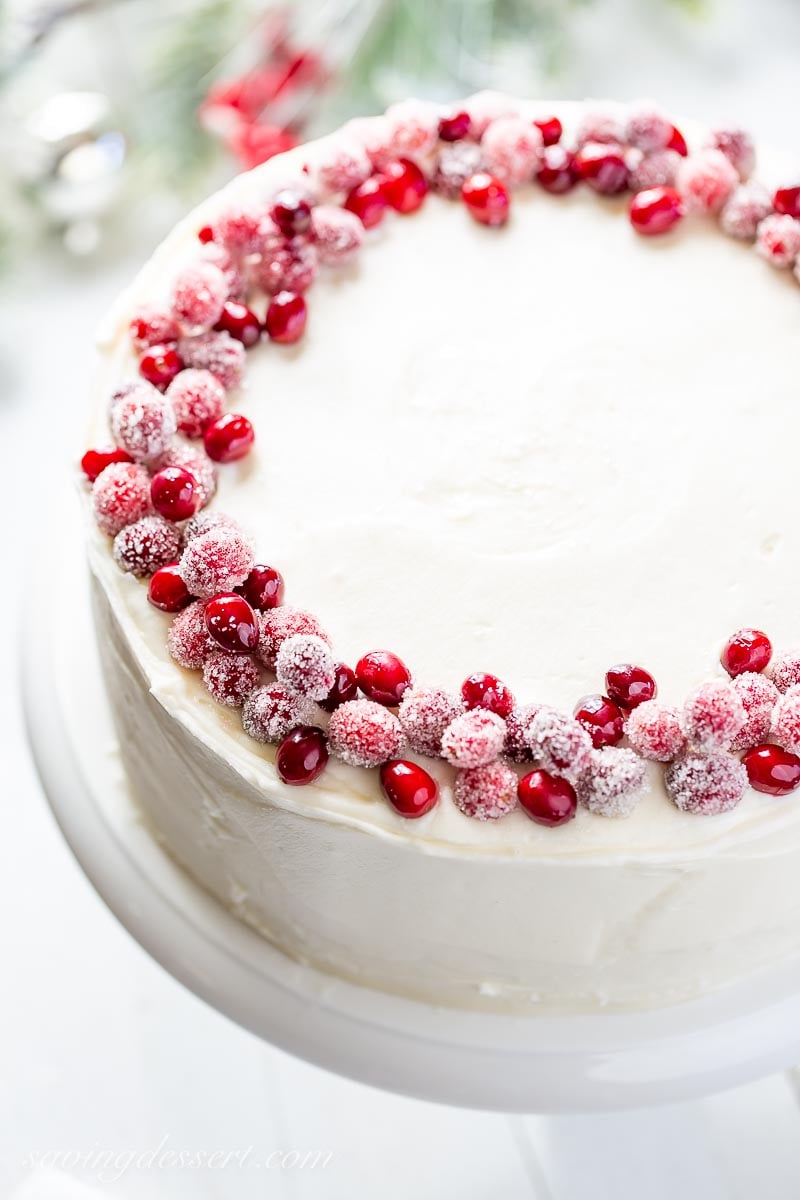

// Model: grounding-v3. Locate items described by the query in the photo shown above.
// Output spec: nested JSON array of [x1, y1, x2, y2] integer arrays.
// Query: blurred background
[[4, 2, 800, 1198]]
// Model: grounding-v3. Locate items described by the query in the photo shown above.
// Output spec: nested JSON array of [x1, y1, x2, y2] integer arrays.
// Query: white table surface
[[5, 12, 800, 1190]]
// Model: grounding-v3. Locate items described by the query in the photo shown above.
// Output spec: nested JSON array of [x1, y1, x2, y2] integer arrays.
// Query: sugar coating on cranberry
[[257, 239, 318, 295], [110, 384, 177, 463], [242, 683, 316, 744], [398, 686, 464, 757], [755, 213, 800, 267], [92, 461, 152, 535], [504, 703, 541, 763], [624, 701, 686, 761], [441, 709, 507, 769], [167, 369, 226, 439], [275, 634, 336, 701], [212, 203, 270, 256], [113, 515, 181, 577], [453, 761, 518, 821], [771, 685, 800, 754], [575, 105, 625, 147], [179, 526, 255, 598], [201, 241, 245, 298], [676, 149, 738, 214], [766, 652, 800, 694], [182, 510, 242, 544], [463, 91, 518, 138], [625, 103, 673, 153], [178, 331, 246, 391], [720, 182, 773, 240], [154, 442, 217, 507], [665, 752, 747, 816], [706, 127, 756, 180], [203, 650, 260, 707], [681, 680, 746, 751], [432, 142, 483, 199], [327, 699, 405, 768], [480, 116, 542, 184], [578, 747, 649, 818], [385, 98, 439, 159], [730, 671, 780, 751], [527, 707, 593, 783], [310, 205, 364, 265], [310, 138, 371, 196], [170, 261, 228, 333], [629, 149, 680, 193], [258, 606, 330, 669], [130, 303, 180, 351], [167, 600, 213, 669], [460, 672, 515, 718]]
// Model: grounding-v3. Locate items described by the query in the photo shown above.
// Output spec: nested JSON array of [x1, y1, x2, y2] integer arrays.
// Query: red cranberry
[[319, 662, 358, 712], [270, 188, 313, 237], [198, 224, 215, 243], [204, 592, 259, 654], [203, 413, 255, 463], [536, 144, 579, 194], [666, 124, 688, 156], [629, 186, 684, 235], [605, 664, 657, 709], [139, 344, 184, 390], [150, 466, 199, 522], [148, 563, 191, 612], [438, 111, 472, 142], [379, 760, 438, 818], [276, 725, 329, 786], [344, 177, 388, 228], [240, 564, 285, 611], [743, 744, 800, 796], [534, 115, 562, 146], [381, 159, 428, 214], [460, 672, 515, 718], [575, 143, 630, 195], [462, 172, 510, 226], [574, 694, 625, 748], [721, 628, 772, 677], [517, 770, 577, 827], [215, 300, 261, 347], [81, 446, 133, 482], [774, 185, 800, 219], [356, 650, 412, 706], [264, 291, 307, 344]]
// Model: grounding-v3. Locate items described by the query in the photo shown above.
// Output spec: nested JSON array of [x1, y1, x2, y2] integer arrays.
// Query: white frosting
[[86, 98, 800, 1010]]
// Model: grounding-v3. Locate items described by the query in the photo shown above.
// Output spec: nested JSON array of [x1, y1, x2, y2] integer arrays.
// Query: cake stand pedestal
[[22, 501, 800, 1113]]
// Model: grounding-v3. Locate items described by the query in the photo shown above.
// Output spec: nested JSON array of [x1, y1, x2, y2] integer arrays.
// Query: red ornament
[[139, 343, 185, 390], [460, 672, 515, 718], [204, 592, 259, 654], [605, 663, 657, 709], [81, 446, 133, 482], [536, 145, 579, 194], [517, 770, 577, 827], [574, 143, 630, 195], [356, 650, 413, 706], [743, 744, 800, 797], [774, 185, 800, 220], [270, 187, 313, 237], [277, 726, 329, 786], [438, 111, 472, 142], [461, 172, 510, 226], [148, 563, 191, 612], [344, 177, 388, 228], [534, 115, 562, 146], [150, 466, 199, 522], [264, 291, 307, 344], [666, 124, 689, 156], [574, 694, 625, 748], [721, 628, 772, 677], [204, 413, 255, 463], [215, 300, 262, 347], [240, 564, 285, 611], [629, 186, 684, 235], [319, 662, 358, 712], [381, 159, 428, 214], [380, 759, 438, 818]]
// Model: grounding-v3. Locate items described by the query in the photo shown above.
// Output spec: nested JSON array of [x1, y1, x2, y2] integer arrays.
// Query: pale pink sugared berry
[[463, 91, 518, 138], [310, 137, 371, 196], [110, 383, 177, 463], [480, 116, 543, 184], [577, 747, 649, 818], [629, 149, 680, 192], [327, 699, 405, 768], [153, 441, 217, 508], [720, 182, 773, 239], [178, 331, 246, 391], [453, 761, 518, 821], [200, 241, 245, 298], [275, 634, 336, 701], [168, 601, 214, 669], [344, 114, 395, 168], [384, 98, 439, 159], [527, 706, 593, 783], [575, 105, 625, 147], [91, 461, 152, 536], [167, 369, 226, 439], [257, 606, 330, 670], [112, 515, 181, 577], [398, 686, 464, 757], [681, 680, 746, 751], [730, 671, 780, 751], [624, 701, 686, 761], [212, 203, 270, 256], [766, 652, 800, 694], [665, 752, 747, 815], [441, 709, 507, 769], [129, 303, 180, 351], [625, 103, 673, 153], [431, 142, 483, 199], [170, 261, 227, 333], [257, 239, 317, 295], [203, 650, 260, 707], [310, 205, 364, 265], [182, 510, 241, 544], [755, 213, 800, 267], [178, 526, 255, 599], [242, 683, 316, 744], [771, 685, 800, 754], [705, 127, 756, 180], [676, 149, 738, 214], [504, 703, 541, 763]]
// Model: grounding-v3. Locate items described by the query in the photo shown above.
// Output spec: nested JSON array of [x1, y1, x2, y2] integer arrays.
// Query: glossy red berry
[[575, 143, 630, 195], [356, 650, 413, 706], [743, 744, 800, 796], [460, 672, 515, 718], [81, 446, 133, 482], [319, 662, 359, 712], [379, 759, 438, 818], [139, 343, 184, 390], [462, 172, 510, 226], [381, 159, 428, 214], [629, 186, 684, 235], [264, 291, 307, 344], [198, 224, 215, 243], [240, 564, 285, 611], [148, 562, 192, 612], [534, 115, 562, 146], [536, 144, 579, 194], [774, 185, 800, 219], [666, 124, 688, 156], [517, 770, 577, 827], [150, 466, 199, 521], [270, 187, 313, 237], [574, 694, 625, 748], [203, 413, 255, 463], [204, 592, 259, 654], [276, 726, 329, 786], [215, 300, 262, 347], [438, 111, 472, 142], [605, 664, 657, 709], [721, 628, 772, 677], [344, 177, 388, 228]]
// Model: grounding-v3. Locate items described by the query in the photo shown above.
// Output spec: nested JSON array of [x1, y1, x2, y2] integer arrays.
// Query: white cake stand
[[22, 506, 800, 1113]]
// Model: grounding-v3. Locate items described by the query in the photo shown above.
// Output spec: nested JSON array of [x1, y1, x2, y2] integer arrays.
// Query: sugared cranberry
[[743, 744, 800, 797], [438, 111, 472, 142], [203, 412, 255, 463], [356, 650, 412, 706], [460, 672, 515, 718], [270, 188, 313, 237], [774, 185, 800, 220], [574, 694, 625, 748], [344, 177, 388, 228], [517, 770, 577, 827], [327, 699, 405, 768], [276, 726, 329, 786], [667, 124, 688, 156], [380, 759, 438, 818], [215, 300, 262, 347], [534, 115, 562, 146], [574, 142, 630, 195], [150, 466, 199, 522], [721, 628, 772, 677], [629, 186, 684, 235], [240, 564, 285, 611], [320, 662, 358, 712], [139, 343, 184, 390], [461, 172, 510, 226], [148, 562, 191, 612], [81, 446, 133, 482], [442, 709, 506, 769], [204, 592, 259, 654], [605, 664, 657, 709], [170, 261, 227, 333], [264, 291, 307, 344], [197, 224, 215, 243], [536, 144, 579, 194], [381, 159, 428, 214], [129, 305, 180, 351]]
